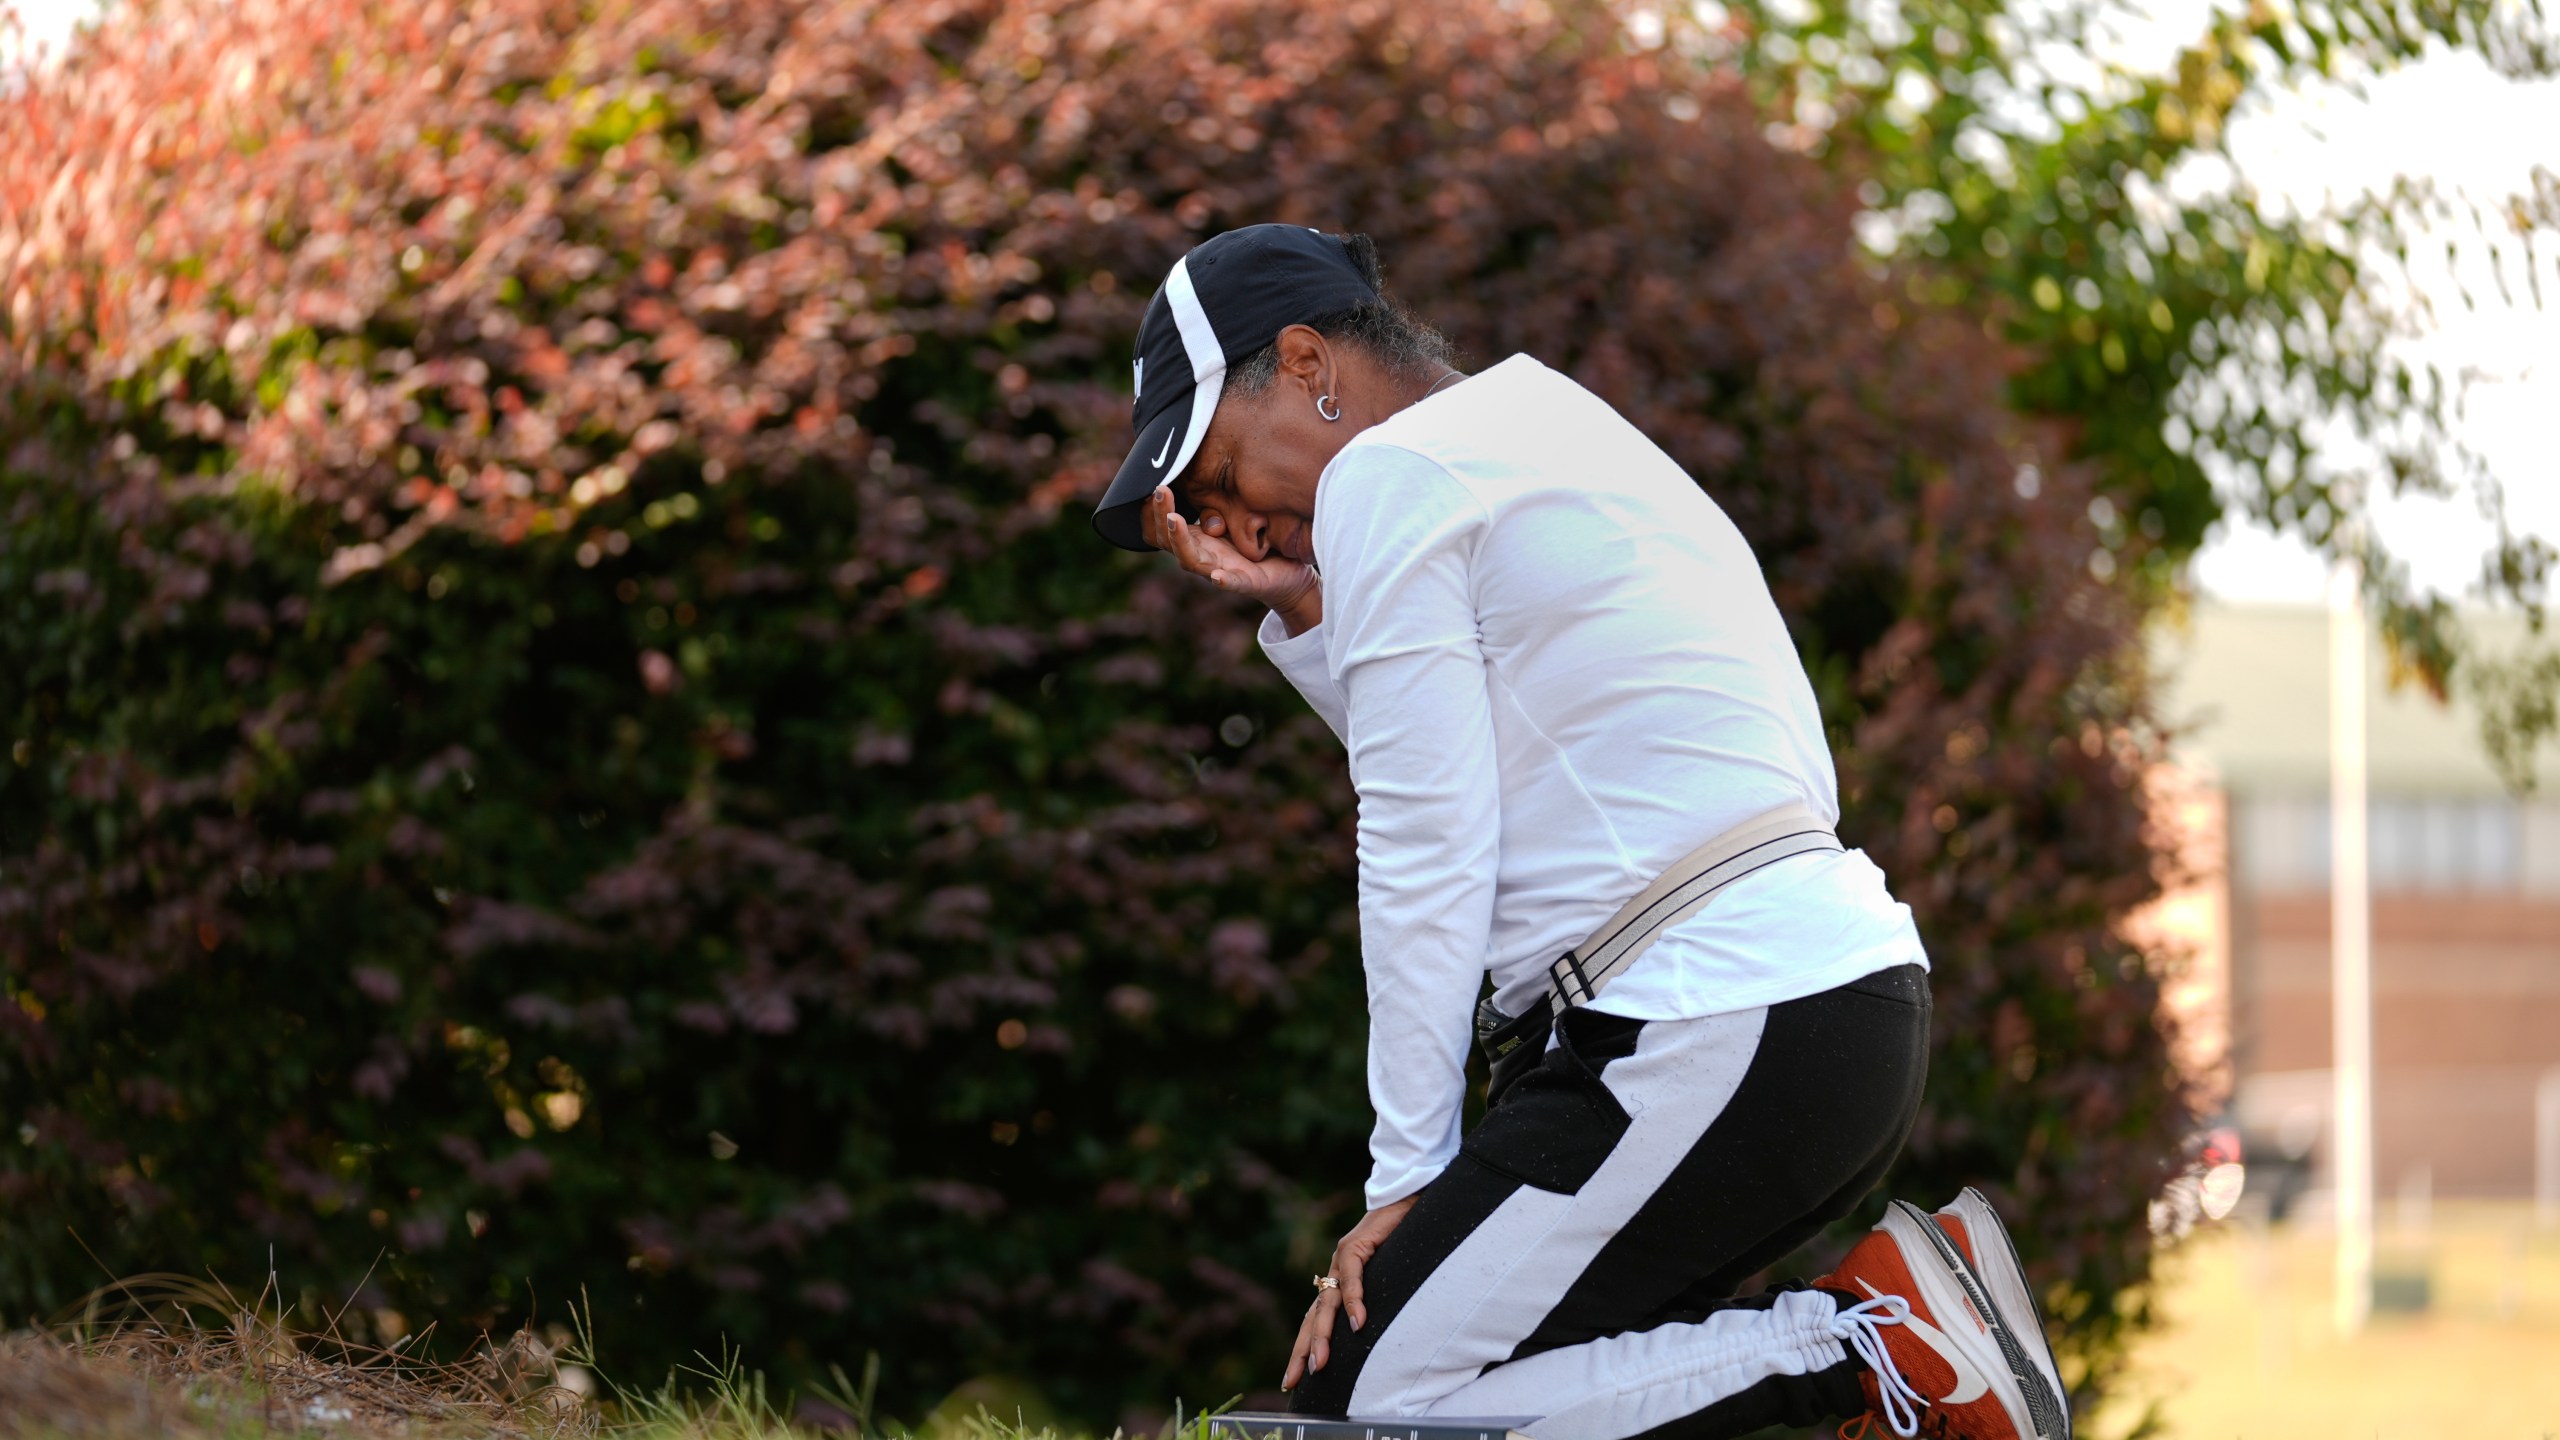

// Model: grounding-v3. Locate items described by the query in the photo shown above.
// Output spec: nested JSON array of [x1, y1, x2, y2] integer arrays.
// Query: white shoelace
[[1830, 1294, 1927, 1438]]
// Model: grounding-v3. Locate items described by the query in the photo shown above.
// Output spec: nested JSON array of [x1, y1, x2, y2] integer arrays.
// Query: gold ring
[[1311, 1275, 1338, 1292]]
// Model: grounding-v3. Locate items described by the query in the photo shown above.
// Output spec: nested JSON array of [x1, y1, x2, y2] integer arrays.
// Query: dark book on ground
[[1207, 1413, 1540, 1440]]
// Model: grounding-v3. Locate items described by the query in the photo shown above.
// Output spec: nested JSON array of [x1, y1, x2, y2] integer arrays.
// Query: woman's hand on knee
[[1284, 1196, 1418, 1392], [1331, 1196, 1416, 1333]]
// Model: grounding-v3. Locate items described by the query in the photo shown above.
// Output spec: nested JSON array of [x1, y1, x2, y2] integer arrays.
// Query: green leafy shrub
[[0, 0, 2194, 1423]]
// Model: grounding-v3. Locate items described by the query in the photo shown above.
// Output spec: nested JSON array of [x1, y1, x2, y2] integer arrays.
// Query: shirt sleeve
[[1255, 610, 1348, 745], [1321, 444, 1502, 1211]]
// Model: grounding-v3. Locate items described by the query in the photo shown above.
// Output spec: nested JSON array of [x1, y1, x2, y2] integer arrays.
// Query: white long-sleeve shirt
[[1258, 354, 1927, 1209]]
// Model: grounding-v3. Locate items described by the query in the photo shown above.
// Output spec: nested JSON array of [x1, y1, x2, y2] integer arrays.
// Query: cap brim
[[1091, 370, 1223, 552]]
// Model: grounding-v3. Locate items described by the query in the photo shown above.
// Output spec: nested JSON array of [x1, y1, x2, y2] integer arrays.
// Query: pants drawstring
[[1829, 1295, 1924, 1438]]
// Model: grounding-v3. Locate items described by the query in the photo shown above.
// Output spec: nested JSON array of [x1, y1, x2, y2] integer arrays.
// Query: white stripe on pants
[[1346, 1007, 1853, 1438]]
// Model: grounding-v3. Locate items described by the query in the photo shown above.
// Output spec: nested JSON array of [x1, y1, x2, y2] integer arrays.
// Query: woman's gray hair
[[1226, 233, 1457, 397]]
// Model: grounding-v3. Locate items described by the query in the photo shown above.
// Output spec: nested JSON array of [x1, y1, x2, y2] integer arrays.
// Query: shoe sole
[[1889, 1198, 2069, 1440], [1942, 1188, 2071, 1440]]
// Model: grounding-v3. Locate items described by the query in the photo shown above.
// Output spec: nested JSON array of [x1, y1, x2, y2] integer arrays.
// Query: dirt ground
[[2096, 1199, 2560, 1439]]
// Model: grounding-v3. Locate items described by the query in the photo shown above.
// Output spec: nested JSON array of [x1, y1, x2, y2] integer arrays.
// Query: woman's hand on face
[[1141, 488, 1322, 635], [1282, 1194, 1417, 1392]]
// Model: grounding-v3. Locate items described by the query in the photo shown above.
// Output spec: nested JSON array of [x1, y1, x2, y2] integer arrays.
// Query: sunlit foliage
[[1685, 0, 2558, 780]]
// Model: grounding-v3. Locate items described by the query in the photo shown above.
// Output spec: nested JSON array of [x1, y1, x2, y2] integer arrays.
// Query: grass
[[2095, 1199, 2560, 1438], [0, 1269, 1211, 1440]]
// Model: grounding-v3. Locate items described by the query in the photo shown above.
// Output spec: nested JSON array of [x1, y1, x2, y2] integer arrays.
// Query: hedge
[[0, 0, 2193, 1423]]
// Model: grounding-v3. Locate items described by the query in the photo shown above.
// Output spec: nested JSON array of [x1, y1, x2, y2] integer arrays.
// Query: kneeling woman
[[1090, 225, 2071, 1440]]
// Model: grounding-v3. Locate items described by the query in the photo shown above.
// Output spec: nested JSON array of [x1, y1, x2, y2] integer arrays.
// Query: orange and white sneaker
[[1814, 1202, 2065, 1440]]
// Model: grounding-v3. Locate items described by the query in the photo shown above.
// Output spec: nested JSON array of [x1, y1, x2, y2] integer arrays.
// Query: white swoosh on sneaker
[[1858, 1279, 1992, 1405], [1150, 427, 1175, 468]]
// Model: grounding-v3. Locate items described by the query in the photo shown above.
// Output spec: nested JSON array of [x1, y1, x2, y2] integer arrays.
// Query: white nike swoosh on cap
[[1150, 427, 1175, 468], [1858, 1279, 1992, 1405]]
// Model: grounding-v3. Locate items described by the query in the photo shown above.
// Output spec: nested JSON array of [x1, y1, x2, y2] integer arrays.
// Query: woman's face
[[1174, 392, 1333, 567], [1173, 324, 1392, 567]]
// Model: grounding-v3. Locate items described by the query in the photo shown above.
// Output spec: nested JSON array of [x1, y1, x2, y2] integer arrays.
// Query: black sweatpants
[[1286, 963, 1930, 1438]]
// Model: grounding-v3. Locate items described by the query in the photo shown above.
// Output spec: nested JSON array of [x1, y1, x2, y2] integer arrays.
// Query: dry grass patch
[[3, 1270, 1242, 1440], [6, 1271, 595, 1440]]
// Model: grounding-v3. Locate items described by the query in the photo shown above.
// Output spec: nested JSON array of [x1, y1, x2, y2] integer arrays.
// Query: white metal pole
[[2329, 555, 2374, 1336]]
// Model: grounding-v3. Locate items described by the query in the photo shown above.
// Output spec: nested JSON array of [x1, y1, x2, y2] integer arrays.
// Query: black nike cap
[[1091, 224, 1380, 552]]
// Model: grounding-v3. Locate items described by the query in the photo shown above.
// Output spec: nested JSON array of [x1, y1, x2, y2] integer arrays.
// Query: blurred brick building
[[2154, 602, 2560, 1201]]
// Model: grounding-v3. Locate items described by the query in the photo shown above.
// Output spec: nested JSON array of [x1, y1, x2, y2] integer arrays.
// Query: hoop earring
[[1316, 394, 1343, 422]]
